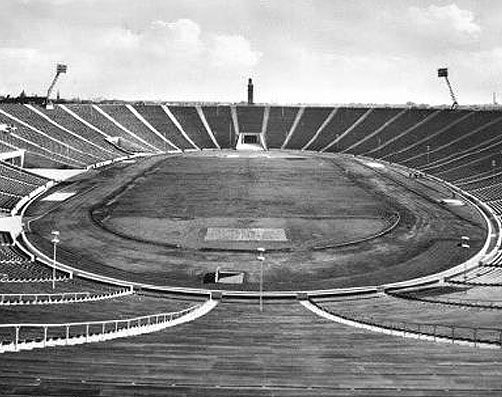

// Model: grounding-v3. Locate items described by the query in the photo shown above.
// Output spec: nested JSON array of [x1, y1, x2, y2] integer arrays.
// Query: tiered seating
[[0, 295, 196, 346], [101, 105, 173, 152], [486, 200, 502, 214], [468, 182, 502, 202], [0, 176, 34, 197], [67, 105, 152, 152], [0, 112, 82, 168], [412, 112, 502, 171], [284, 107, 333, 149], [402, 111, 501, 169], [358, 109, 437, 157], [448, 266, 502, 286], [0, 104, 98, 165], [380, 110, 472, 163], [391, 285, 502, 308], [0, 232, 13, 246], [0, 193, 22, 211], [314, 295, 502, 343], [236, 106, 264, 133], [0, 261, 65, 282], [1, 302, 501, 395], [37, 106, 123, 159], [0, 246, 30, 263], [200, 106, 236, 148], [168, 106, 216, 149], [306, 107, 370, 151], [0, 277, 123, 295], [0, 162, 47, 186], [422, 128, 502, 181], [133, 105, 194, 150], [333, 108, 403, 153], [0, 162, 49, 210], [265, 106, 300, 149]]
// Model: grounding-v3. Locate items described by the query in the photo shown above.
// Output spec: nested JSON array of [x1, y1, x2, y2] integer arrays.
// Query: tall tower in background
[[247, 78, 254, 105]]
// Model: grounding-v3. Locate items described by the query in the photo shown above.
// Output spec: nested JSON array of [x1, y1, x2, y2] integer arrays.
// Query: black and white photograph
[[0, 0, 501, 395]]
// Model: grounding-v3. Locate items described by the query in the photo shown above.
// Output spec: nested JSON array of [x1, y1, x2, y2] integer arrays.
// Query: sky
[[1, 0, 501, 105]]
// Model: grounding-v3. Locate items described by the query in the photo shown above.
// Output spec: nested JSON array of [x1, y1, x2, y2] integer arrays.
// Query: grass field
[[99, 153, 394, 250], [26, 151, 487, 291]]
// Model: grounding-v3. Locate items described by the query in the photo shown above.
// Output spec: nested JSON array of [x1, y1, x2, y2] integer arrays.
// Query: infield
[[25, 151, 487, 291]]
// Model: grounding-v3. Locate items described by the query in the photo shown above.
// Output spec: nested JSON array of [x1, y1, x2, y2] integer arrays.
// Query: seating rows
[[284, 107, 333, 149], [400, 112, 500, 169], [358, 109, 436, 156], [412, 113, 502, 171], [200, 106, 236, 149], [0, 277, 124, 295], [316, 295, 502, 336], [0, 246, 31, 263], [0, 104, 99, 165], [265, 106, 300, 149], [101, 105, 173, 152], [468, 182, 502, 202], [392, 285, 502, 307], [378, 110, 469, 161], [66, 105, 153, 152], [0, 112, 84, 168], [448, 266, 502, 285], [236, 106, 264, 134], [133, 105, 193, 150], [0, 233, 13, 246], [168, 106, 216, 149], [0, 192, 22, 211], [0, 162, 47, 186], [334, 108, 403, 153], [0, 260, 65, 281], [1, 302, 501, 395], [0, 175, 35, 197], [485, 200, 502, 214], [0, 295, 195, 346], [37, 106, 123, 160]]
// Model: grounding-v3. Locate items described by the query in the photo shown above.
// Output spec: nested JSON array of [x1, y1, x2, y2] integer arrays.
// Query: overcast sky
[[1, 0, 500, 104]]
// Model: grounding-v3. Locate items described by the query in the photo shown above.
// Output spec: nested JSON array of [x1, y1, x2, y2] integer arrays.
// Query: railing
[[0, 275, 69, 283], [316, 302, 502, 348], [0, 303, 202, 353], [0, 288, 133, 305]]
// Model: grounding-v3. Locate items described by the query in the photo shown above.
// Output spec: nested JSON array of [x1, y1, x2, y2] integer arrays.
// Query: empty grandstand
[[0, 97, 501, 395]]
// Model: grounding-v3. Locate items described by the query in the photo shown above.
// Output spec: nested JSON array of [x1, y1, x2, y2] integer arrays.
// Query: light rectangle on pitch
[[205, 228, 287, 241], [42, 192, 76, 202]]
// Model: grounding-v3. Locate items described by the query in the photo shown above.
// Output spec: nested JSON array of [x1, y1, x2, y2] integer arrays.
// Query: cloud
[[409, 4, 481, 36], [208, 34, 262, 69]]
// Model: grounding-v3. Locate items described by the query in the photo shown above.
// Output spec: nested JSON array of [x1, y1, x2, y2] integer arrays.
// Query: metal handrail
[[0, 304, 199, 329], [319, 304, 502, 345]]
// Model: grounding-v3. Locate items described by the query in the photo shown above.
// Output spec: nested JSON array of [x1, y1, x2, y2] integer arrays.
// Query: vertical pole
[[260, 260, 264, 312], [257, 247, 265, 313], [66, 325, 69, 345], [52, 241, 56, 290], [44, 326, 48, 347], [15, 326, 19, 351]]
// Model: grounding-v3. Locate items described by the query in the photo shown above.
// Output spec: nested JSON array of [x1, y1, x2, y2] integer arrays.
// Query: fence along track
[[0, 298, 218, 353]]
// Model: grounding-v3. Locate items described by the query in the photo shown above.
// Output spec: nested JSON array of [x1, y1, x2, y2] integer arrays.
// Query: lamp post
[[51, 230, 60, 290], [460, 236, 470, 286], [426, 145, 431, 164], [257, 247, 265, 312]]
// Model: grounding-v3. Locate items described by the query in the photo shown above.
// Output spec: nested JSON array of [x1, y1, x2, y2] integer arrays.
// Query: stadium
[[2, 1, 502, 396]]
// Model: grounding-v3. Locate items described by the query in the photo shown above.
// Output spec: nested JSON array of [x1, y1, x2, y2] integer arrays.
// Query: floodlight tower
[[438, 68, 458, 110], [45, 64, 67, 109]]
